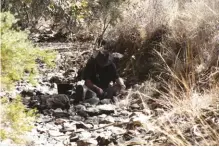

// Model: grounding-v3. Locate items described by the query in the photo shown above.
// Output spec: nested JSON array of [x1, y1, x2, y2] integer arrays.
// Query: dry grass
[[105, 0, 219, 85], [108, 0, 219, 145]]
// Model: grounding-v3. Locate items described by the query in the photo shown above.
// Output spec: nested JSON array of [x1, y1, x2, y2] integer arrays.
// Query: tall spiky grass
[[111, 0, 219, 145]]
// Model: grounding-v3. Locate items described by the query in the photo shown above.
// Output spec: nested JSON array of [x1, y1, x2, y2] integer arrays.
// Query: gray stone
[[85, 107, 100, 116], [78, 131, 92, 140], [37, 126, 47, 134], [54, 108, 63, 113], [75, 104, 86, 111], [48, 130, 64, 137], [97, 104, 115, 115], [84, 97, 100, 105], [77, 110, 89, 118], [120, 110, 131, 116], [130, 103, 140, 109], [63, 122, 76, 132], [100, 99, 112, 104], [85, 116, 99, 125], [75, 121, 93, 129], [82, 103, 91, 107], [77, 138, 98, 146], [107, 126, 126, 135], [100, 116, 115, 124], [69, 134, 79, 142], [70, 115, 85, 121]]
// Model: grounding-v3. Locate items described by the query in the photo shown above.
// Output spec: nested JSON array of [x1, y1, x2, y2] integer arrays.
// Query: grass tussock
[[105, 0, 219, 86], [108, 0, 219, 145]]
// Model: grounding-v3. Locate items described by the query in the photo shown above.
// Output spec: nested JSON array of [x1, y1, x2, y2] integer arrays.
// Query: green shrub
[[0, 96, 37, 144], [1, 12, 56, 90], [0, 12, 56, 144]]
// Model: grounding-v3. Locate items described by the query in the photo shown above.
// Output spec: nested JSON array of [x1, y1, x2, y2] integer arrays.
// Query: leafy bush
[[0, 96, 37, 144], [1, 12, 56, 90], [0, 12, 56, 144]]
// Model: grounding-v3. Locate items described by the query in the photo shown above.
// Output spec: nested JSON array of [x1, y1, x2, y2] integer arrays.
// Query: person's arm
[[85, 79, 103, 95], [115, 77, 126, 90], [83, 59, 104, 95], [111, 63, 126, 90]]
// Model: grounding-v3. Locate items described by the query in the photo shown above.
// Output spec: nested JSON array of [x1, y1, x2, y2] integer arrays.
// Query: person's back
[[83, 56, 118, 89]]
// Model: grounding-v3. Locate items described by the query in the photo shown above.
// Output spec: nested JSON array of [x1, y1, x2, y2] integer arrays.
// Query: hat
[[95, 50, 112, 67]]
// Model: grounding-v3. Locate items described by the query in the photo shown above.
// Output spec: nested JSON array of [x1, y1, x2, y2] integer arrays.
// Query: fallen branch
[[60, 121, 130, 133]]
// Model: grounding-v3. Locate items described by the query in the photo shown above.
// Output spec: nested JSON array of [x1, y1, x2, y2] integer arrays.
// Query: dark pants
[[74, 84, 120, 103]]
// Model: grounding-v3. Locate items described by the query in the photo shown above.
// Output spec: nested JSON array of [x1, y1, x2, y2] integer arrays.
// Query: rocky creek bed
[[0, 42, 160, 146], [2, 42, 218, 146]]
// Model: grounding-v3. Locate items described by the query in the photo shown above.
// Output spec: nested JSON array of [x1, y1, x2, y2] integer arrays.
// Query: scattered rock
[[75, 104, 86, 111], [49, 76, 63, 84], [85, 116, 99, 125], [130, 103, 140, 110], [85, 107, 100, 116], [48, 130, 64, 137], [97, 104, 115, 115], [30, 94, 70, 112], [69, 133, 79, 142], [70, 115, 85, 121], [21, 87, 35, 97], [82, 103, 91, 107], [52, 112, 70, 118], [54, 118, 66, 125], [100, 99, 112, 104], [107, 126, 126, 135], [100, 116, 115, 124], [78, 131, 92, 140], [63, 122, 76, 132], [84, 97, 100, 105], [77, 138, 98, 146], [36, 126, 47, 134], [75, 121, 93, 129], [77, 110, 89, 118], [97, 136, 112, 146]]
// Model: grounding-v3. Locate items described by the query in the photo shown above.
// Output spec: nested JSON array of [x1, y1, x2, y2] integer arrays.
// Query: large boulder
[[29, 94, 70, 112]]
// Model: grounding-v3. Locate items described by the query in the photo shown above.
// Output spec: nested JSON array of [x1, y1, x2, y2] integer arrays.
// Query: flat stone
[[107, 126, 126, 135], [45, 123, 57, 130], [100, 99, 112, 104], [78, 131, 92, 140], [54, 108, 63, 113], [77, 138, 98, 146], [75, 104, 86, 111], [70, 115, 85, 121], [96, 136, 112, 146], [36, 126, 47, 134], [130, 103, 140, 109], [77, 110, 89, 118], [52, 112, 70, 118], [85, 116, 99, 125], [84, 97, 100, 105], [97, 104, 115, 115], [48, 130, 64, 137], [85, 107, 100, 116], [63, 122, 76, 132], [82, 103, 91, 107], [98, 114, 107, 118], [120, 110, 131, 116], [70, 134, 79, 142], [75, 121, 93, 129], [100, 116, 115, 124], [70, 142, 77, 146], [54, 118, 66, 125]]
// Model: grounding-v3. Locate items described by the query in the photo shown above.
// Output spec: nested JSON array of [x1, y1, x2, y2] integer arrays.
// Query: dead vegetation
[[102, 0, 219, 145]]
